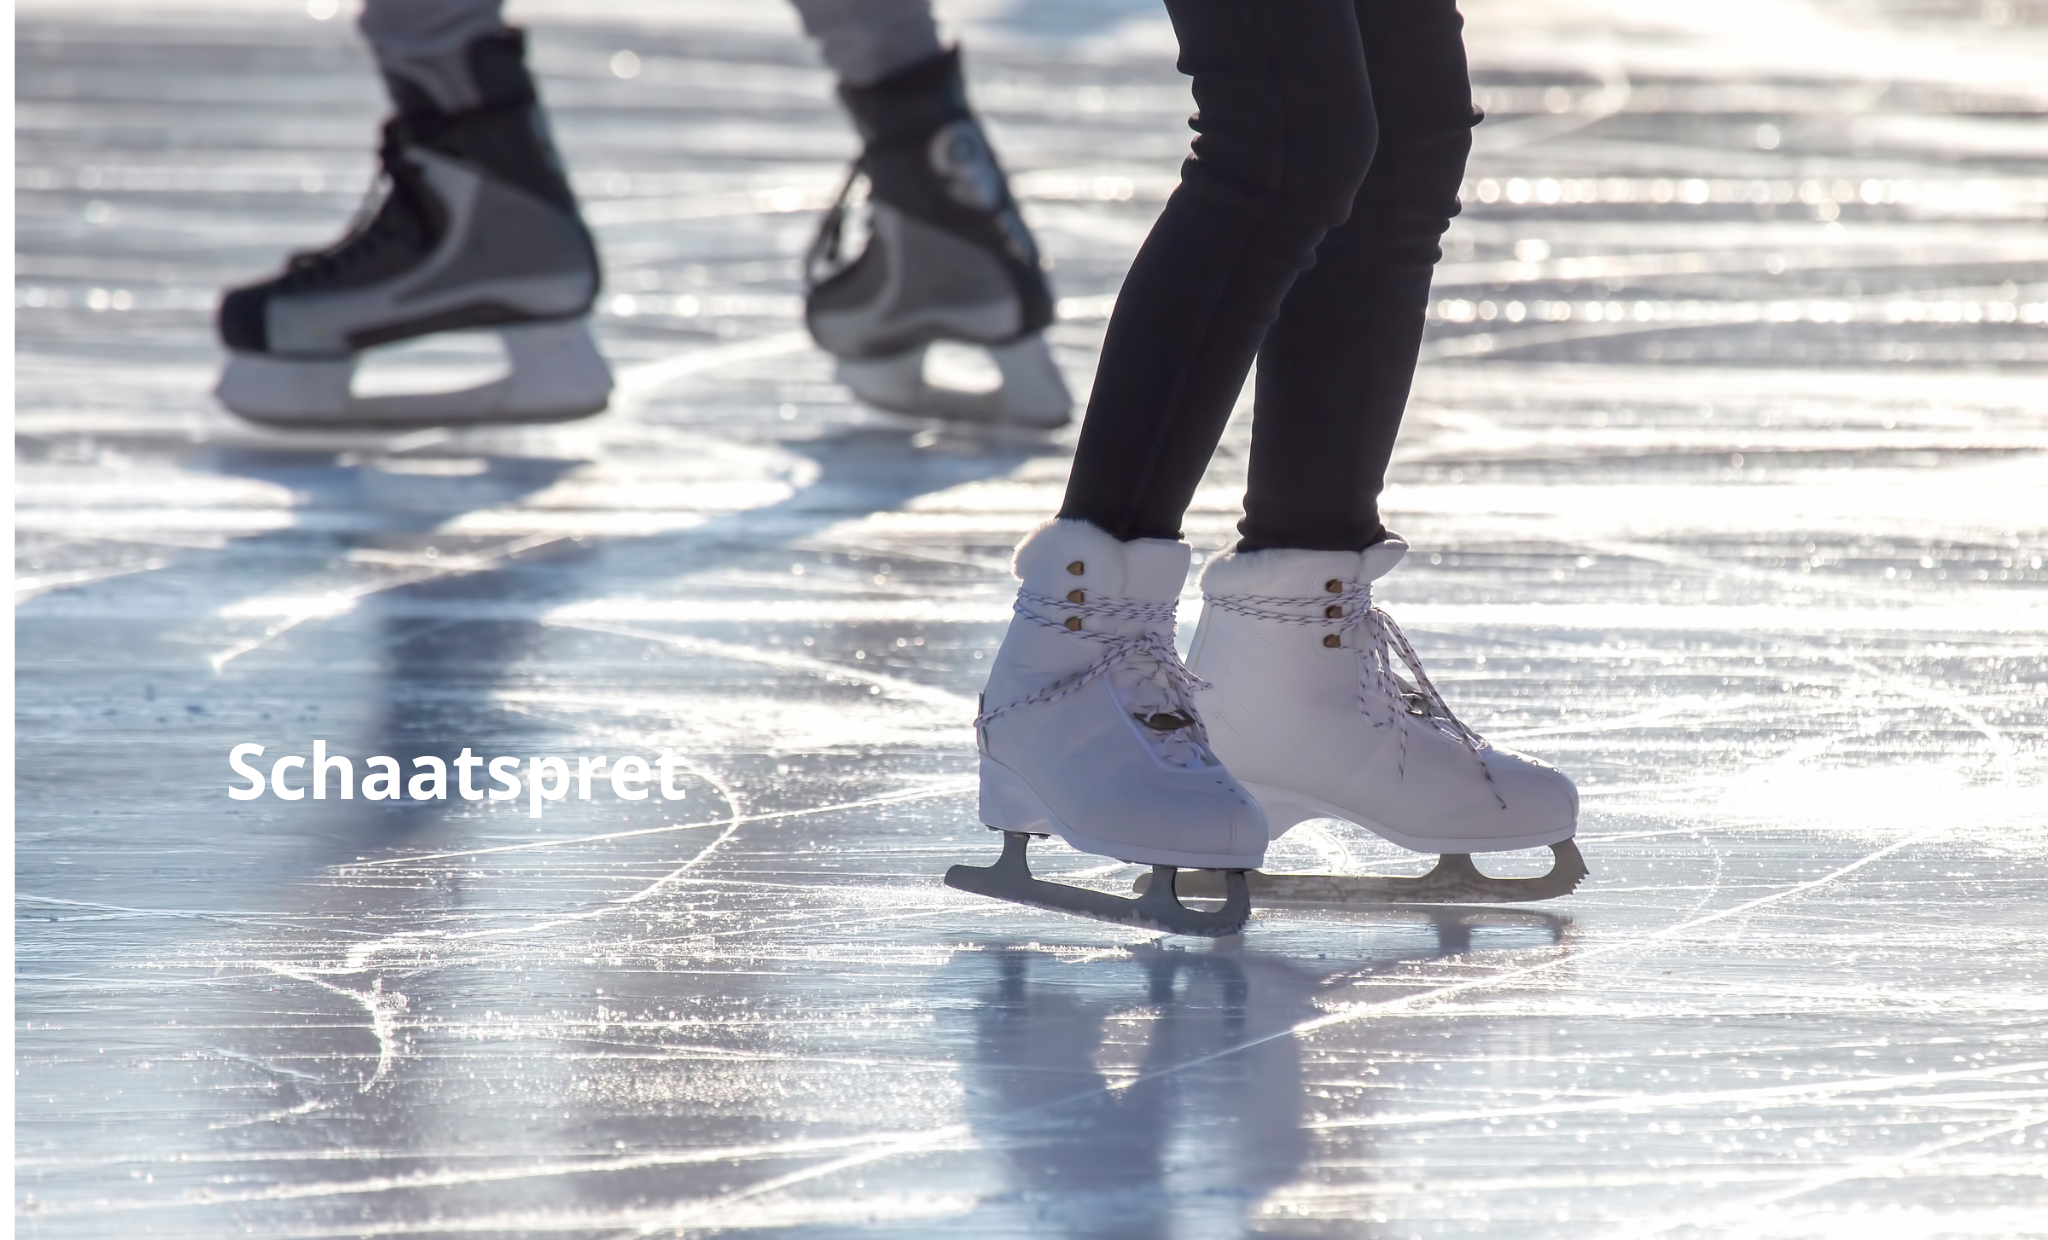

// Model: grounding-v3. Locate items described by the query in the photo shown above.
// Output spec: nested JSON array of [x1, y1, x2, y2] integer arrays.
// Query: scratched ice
[[14, 0, 2048, 1235]]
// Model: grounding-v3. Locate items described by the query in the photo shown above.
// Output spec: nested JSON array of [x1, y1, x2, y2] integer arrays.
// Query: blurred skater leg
[[357, 0, 509, 110], [788, 0, 942, 86]]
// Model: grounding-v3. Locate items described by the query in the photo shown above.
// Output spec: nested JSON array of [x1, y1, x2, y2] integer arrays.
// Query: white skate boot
[[945, 520, 1267, 936], [215, 29, 610, 429], [1156, 535, 1586, 906], [805, 49, 1071, 429]]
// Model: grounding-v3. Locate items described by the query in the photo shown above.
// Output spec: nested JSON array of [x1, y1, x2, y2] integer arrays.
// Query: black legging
[[1057, 0, 1476, 552]]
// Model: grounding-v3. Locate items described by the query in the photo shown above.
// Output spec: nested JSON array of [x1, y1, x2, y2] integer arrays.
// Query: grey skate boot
[[215, 28, 610, 428], [805, 48, 1070, 428]]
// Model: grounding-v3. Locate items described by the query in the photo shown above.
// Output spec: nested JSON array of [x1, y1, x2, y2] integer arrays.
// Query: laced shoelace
[[973, 591, 1208, 735], [282, 126, 431, 290], [803, 161, 866, 292], [1205, 583, 1503, 805]]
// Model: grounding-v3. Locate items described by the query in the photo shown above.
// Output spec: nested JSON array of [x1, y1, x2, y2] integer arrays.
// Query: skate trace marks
[[14, 0, 2048, 1236]]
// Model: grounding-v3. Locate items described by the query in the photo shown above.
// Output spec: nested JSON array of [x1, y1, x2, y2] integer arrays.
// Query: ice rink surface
[[14, 0, 2048, 1234]]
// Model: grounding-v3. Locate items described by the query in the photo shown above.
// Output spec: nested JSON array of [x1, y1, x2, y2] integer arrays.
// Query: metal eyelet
[[1065, 616, 1083, 631], [1067, 589, 1085, 603], [1324, 579, 1343, 593], [1322, 634, 1341, 648], [1067, 561, 1085, 575], [1324, 604, 1343, 618]]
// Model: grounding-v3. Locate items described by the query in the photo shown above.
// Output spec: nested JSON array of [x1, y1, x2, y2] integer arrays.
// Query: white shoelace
[[1205, 583, 1502, 804], [973, 591, 1208, 737]]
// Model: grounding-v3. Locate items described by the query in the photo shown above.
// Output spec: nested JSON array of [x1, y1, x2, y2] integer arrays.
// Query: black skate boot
[[215, 28, 610, 429], [805, 48, 1070, 428]]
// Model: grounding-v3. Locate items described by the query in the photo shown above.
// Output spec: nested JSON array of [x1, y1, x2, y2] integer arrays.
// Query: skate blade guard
[[1134, 839, 1589, 906], [946, 831, 1251, 937], [836, 335, 1071, 429], [216, 319, 612, 430]]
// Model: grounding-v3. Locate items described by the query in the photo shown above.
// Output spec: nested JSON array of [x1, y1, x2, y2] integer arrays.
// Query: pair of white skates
[[214, 42, 1068, 432], [948, 520, 1586, 937]]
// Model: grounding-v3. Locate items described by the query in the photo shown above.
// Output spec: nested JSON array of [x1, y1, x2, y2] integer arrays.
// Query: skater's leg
[[962, 0, 1374, 928], [1182, 0, 1579, 871], [787, 0, 942, 87], [1238, 0, 1478, 553], [1057, 0, 1376, 541]]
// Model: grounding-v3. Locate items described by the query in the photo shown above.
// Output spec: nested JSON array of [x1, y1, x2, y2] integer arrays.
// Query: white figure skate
[[1148, 535, 1586, 906], [946, 520, 1268, 936], [805, 50, 1070, 429], [215, 30, 610, 430]]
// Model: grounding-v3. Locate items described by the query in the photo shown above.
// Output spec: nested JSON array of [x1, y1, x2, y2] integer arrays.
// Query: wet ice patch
[[1715, 761, 2037, 840]]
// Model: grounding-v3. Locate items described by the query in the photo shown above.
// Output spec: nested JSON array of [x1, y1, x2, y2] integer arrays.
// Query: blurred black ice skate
[[805, 49, 1071, 429], [215, 30, 609, 430]]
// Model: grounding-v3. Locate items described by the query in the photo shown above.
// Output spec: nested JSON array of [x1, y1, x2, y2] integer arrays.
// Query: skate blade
[[1135, 839, 1589, 906], [217, 319, 613, 430], [836, 336, 1071, 429], [946, 831, 1250, 938]]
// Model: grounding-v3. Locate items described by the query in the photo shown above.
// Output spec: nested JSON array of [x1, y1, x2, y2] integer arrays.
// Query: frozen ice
[[14, 0, 2048, 1235]]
